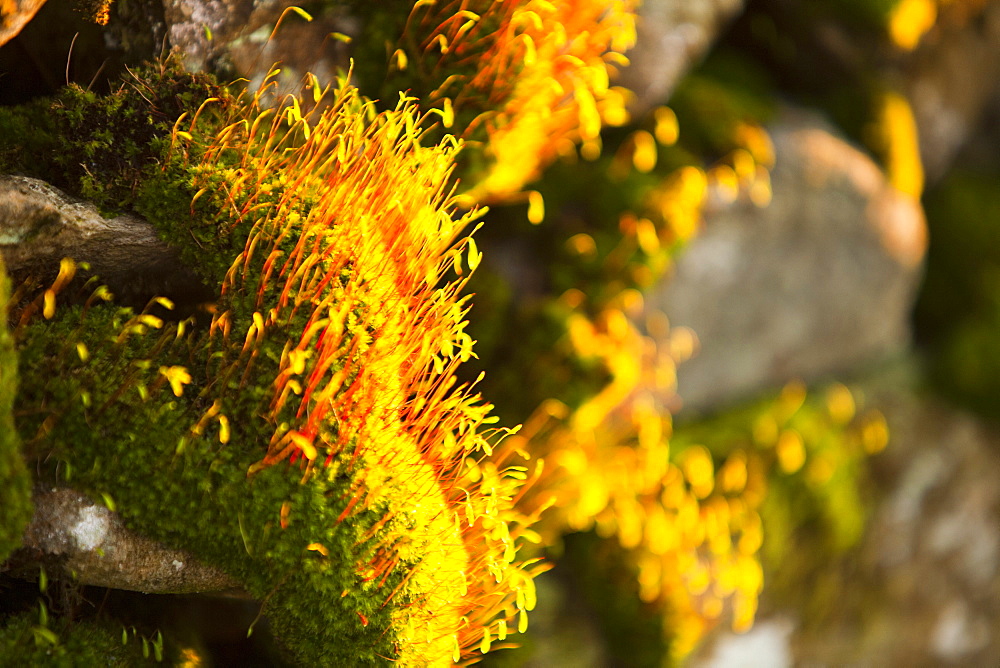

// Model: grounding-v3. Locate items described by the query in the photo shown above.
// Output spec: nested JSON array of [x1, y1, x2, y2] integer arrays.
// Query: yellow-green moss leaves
[[0, 257, 31, 565]]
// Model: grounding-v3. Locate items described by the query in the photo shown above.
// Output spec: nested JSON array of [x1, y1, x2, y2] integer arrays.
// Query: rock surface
[[0, 175, 204, 304], [162, 0, 355, 99], [904, 0, 1000, 182], [10, 487, 239, 594], [649, 109, 927, 414]]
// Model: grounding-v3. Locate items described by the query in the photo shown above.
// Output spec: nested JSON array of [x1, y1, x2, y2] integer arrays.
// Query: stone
[[161, 0, 355, 100], [0, 175, 205, 304], [617, 0, 746, 119], [11, 487, 240, 594], [647, 109, 926, 414], [691, 617, 795, 668]]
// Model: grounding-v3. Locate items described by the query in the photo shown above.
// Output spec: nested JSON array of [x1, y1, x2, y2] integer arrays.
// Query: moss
[[0, 57, 230, 215], [0, 258, 32, 565], [0, 608, 165, 666], [16, 300, 402, 664], [11, 68, 534, 665]]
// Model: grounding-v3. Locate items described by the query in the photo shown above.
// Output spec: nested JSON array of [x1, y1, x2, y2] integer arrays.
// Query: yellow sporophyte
[[889, 0, 937, 50], [871, 90, 924, 198], [405, 0, 639, 200], [158, 366, 192, 397]]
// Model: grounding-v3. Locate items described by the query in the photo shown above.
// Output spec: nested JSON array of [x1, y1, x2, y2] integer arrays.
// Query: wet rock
[[648, 109, 926, 414]]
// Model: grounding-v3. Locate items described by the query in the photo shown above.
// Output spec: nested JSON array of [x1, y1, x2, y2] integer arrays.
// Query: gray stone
[[10, 487, 240, 594], [647, 109, 926, 414], [810, 375, 1000, 664], [0, 175, 203, 301]]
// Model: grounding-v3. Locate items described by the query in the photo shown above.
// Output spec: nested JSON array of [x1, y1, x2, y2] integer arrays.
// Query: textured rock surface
[[618, 0, 745, 118], [162, 0, 355, 98], [11, 487, 239, 594], [0, 175, 204, 303], [857, 383, 1000, 665], [649, 109, 927, 414]]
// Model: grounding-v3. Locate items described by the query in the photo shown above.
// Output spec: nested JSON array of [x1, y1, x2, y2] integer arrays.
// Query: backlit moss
[[13, 68, 536, 665]]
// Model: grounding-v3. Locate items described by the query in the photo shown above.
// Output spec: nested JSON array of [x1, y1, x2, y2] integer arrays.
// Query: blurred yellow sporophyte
[[871, 90, 924, 198], [889, 0, 937, 50]]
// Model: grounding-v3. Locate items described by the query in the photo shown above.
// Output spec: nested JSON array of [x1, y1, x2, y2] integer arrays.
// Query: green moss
[[0, 57, 230, 215], [0, 258, 32, 565], [16, 302, 401, 664], [0, 607, 163, 666]]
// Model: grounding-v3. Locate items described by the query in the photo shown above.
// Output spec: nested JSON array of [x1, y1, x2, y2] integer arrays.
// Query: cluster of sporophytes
[[663, 383, 887, 659], [352, 0, 638, 203], [7, 63, 538, 665], [459, 52, 891, 663]]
